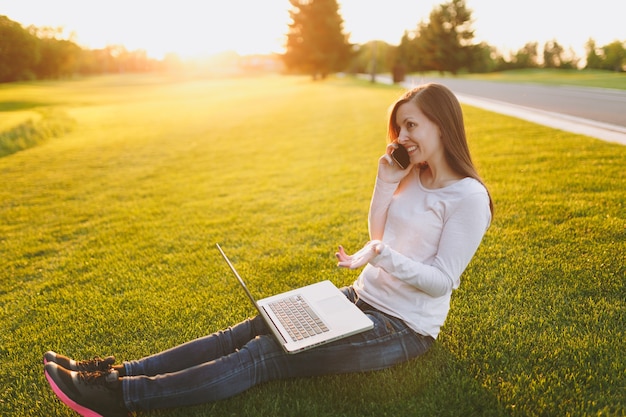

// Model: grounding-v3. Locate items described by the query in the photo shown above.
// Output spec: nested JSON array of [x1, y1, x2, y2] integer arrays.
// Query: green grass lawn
[[0, 74, 624, 417], [414, 68, 626, 90]]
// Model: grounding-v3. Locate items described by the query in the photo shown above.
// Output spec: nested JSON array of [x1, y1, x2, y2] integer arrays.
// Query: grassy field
[[415, 68, 626, 90], [0, 74, 624, 417]]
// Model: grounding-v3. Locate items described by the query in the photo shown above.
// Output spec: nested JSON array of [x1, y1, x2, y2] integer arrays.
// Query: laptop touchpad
[[317, 295, 351, 313]]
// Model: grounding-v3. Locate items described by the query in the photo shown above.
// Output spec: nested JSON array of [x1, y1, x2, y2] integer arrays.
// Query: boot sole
[[44, 366, 105, 417]]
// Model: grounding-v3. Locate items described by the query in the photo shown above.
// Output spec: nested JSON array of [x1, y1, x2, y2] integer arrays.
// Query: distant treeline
[[1, 6, 624, 85], [348, 37, 626, 80], [0, 15, 163, 83], [347, 0, 625, 77]]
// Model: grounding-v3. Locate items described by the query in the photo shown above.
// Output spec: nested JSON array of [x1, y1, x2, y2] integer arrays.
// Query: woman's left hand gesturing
[[336, 240, 384, 269]]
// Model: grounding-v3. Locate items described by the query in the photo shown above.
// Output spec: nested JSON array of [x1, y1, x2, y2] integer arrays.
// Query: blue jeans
[[122, 286, 434, 412]]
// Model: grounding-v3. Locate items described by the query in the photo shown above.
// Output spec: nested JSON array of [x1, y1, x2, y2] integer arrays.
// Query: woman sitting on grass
[[43, 83, 493, 417]]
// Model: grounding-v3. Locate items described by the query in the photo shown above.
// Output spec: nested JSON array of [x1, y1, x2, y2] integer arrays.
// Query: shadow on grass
[[0, 101, 54, 112], [158, 344, 508, 417]]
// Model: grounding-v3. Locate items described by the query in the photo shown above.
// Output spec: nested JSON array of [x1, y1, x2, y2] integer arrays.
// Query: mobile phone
[[391, 144, 410, 169]]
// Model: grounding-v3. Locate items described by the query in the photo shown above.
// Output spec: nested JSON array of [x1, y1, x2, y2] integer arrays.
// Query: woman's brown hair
[[388, 83, 494, 216]]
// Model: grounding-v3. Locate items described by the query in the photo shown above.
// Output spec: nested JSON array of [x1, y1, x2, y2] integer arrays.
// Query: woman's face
[[395, 101, 443, 166]]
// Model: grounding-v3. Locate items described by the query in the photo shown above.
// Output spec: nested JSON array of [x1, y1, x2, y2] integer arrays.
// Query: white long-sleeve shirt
[[354, 169, 491, 338]]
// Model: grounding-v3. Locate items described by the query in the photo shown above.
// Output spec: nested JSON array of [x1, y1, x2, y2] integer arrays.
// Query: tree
[[395, 31, 418, 71], [396, 26, 431, 73], [585, 39, 603, 69], [32, 37, 81, 79], [431, 0, 474, 74], [398, 0, 475, 74], [602, 40, 626, 72], [466, 42, 497, 73], [584, 39, 625, 72], [283, 0, 352, 79], [543, 40, 564, 68], [28, 25, 82, 79], [513, 42, 539, 68], [0, 16, 39, 82]]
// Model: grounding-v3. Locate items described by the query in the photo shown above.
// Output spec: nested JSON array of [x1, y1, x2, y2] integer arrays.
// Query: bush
[[0, 109, 74, 157]]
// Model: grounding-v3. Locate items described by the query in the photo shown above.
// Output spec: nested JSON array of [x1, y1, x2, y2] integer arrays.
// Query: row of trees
[[284, 0, 626, 79], [2, 0, 625, 84], [407, 0, 621, 74], [0, 15, 159, 83]]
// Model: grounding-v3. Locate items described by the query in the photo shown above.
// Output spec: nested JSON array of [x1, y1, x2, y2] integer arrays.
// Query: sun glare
[[3, 0, 291, 59], [109, 2, 291, 59], [2, 0, 624, 61]]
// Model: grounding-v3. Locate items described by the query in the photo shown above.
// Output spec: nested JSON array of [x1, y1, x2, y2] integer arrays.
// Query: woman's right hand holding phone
[[378, 143, 413, 184]]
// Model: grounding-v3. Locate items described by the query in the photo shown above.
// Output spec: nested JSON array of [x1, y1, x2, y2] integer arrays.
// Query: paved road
[[391, 76, 626, 145], [409, 77, 626, 127]]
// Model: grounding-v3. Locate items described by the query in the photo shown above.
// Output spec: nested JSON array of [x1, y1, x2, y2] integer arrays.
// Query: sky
[[1, 0, 624, 60]]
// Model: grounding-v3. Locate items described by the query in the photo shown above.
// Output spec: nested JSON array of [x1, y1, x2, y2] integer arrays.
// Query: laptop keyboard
[[268, 295, 329, 342]]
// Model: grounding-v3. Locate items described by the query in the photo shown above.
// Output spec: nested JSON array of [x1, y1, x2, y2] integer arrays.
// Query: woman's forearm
[[368, 178, 398, 240]]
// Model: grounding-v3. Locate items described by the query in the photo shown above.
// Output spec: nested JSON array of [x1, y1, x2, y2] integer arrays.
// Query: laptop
[[216, 243, 373, 354]]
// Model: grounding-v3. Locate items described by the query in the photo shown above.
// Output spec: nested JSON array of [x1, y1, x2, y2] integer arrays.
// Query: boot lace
[[76, 356, 115, 372], [77, 369, 119, 388]]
